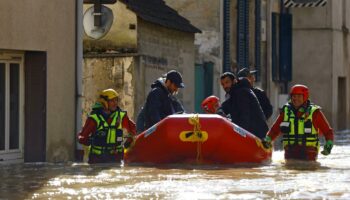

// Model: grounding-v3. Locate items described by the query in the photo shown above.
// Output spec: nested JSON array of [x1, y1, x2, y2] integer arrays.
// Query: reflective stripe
[[280, 122, 290, 127], [290, 118, 295, 135], [305, 128, 312, 133]]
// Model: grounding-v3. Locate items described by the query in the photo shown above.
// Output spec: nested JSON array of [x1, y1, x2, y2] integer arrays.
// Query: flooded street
[[1, 133, 350, 200]]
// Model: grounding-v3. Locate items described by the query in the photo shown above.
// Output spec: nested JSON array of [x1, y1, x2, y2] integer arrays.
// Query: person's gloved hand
[[261, 136, 272, 149], [321, 140, 333, 155]]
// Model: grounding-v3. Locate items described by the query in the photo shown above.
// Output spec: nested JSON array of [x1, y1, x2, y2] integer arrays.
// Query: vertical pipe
[[219, 0, 226, 101], [75, 0, 84, 161]]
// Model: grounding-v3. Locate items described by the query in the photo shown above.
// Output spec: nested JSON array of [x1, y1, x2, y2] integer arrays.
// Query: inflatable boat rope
[[188, 114, 203, 163]]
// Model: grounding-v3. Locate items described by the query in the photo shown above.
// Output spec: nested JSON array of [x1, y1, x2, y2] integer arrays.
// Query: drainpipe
[[75, 0, 83, 161], [219, 0, 225, 101]]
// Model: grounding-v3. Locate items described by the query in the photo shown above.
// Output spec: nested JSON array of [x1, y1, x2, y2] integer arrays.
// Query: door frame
[[0, 51, 25, 163]]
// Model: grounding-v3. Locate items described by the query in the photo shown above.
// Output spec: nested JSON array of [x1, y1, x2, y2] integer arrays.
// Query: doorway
[[337, 77, 347, 130], [195, 62, 214, 113]]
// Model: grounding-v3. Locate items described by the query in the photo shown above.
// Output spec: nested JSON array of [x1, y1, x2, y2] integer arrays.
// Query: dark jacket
[[252, 87, 273, 120], [221, 78, 268, 139], [136, 94, 185, 134], [143, 78, 183, 129]]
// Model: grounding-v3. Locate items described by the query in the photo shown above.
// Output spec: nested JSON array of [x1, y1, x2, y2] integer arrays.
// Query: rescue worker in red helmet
[[201, 95, 227, 117], [201, 96, 220, 114], [78, 88, 136, 164], [262, 84, 334, 161]]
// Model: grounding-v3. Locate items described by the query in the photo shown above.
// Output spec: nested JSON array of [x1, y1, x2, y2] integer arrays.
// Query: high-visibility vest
[[280, 104, 320, 149], [89, 111, 126, 155]]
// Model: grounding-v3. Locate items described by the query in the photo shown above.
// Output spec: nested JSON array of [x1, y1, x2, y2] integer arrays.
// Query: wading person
[[263, 84, 334, 161], [78, 88, 136, 164]]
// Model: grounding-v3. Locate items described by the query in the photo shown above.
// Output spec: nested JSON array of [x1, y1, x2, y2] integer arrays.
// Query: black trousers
[[88, 152, 123, 164]]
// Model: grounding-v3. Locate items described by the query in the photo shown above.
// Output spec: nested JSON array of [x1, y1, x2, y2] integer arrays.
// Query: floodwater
[[1, 132, 350, 200]]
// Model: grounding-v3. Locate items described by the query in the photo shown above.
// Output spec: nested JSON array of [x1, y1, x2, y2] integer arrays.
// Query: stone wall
[[82, 56, 135, 122]]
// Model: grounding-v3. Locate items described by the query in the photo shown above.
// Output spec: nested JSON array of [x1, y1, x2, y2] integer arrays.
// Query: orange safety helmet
[[201, 95, 220, 114], [290, 84, 309, 102]]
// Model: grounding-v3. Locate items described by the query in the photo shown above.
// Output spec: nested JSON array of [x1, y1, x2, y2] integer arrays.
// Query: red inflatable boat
[[125, 114, 271, 164]]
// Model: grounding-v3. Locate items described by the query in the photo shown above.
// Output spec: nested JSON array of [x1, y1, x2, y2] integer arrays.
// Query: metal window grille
[[237, 0, 249, 70]]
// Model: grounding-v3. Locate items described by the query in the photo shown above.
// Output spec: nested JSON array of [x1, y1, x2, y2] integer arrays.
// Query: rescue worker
[[263, 84, 334, 161], [143, 70, 185, 129], [201, 96, 220, 114], [237, 68, 273, 120], [78, 88, 136, 164], [220, 72, 237, 100]]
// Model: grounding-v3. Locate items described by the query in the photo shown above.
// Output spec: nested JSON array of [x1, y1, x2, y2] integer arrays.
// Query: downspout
[[75, 0, 83, 161], [219, 0, 225, 101]]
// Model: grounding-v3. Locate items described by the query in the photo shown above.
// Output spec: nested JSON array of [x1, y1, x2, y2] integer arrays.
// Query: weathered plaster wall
[[82, 56, 135, 122], [0, 0, 76, 162]]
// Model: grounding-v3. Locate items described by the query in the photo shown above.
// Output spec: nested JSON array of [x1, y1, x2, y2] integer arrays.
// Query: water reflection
[[0, 132, 349, 199]]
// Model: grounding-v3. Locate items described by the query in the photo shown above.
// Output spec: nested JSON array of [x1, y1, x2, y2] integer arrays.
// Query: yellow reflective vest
[[280, 104, 320, 149], [89, 111, 126, 155]]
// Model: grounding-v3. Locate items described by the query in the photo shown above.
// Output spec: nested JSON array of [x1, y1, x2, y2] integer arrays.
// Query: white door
[[0, 52, 24, 163]]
